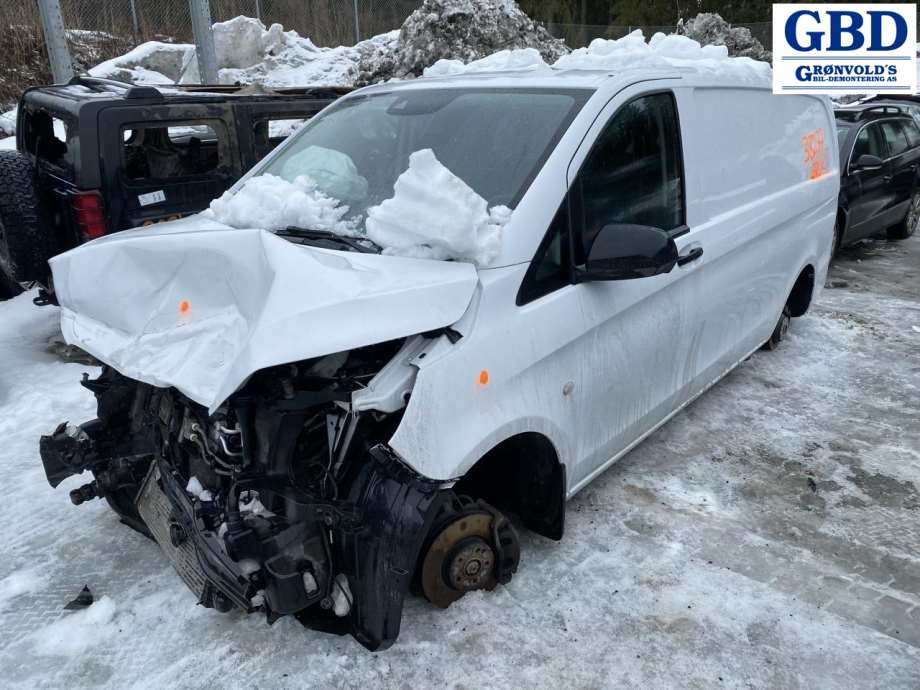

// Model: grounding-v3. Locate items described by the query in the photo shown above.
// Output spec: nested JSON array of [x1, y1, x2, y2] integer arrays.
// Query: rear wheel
[[0, 151, 55, 283], [762, 305, 791, 351], [832, 217, 843, 257], [888, 190, 920, 240], [0, 266, 22, 301]]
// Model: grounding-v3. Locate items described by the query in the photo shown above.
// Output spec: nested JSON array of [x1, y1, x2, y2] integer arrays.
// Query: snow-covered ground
[[0, 234, 918, 686]]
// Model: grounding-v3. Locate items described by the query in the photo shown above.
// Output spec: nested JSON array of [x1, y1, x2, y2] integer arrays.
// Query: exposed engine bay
[[40, 341, 520, 650]]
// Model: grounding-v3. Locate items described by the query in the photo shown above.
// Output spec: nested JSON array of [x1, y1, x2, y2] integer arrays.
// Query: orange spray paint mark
[[802, 128, 828, 180], [478, 369, 490, 386], [179, 300, 191, 315]]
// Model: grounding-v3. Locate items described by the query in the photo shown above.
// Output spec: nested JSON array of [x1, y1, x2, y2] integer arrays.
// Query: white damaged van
[[40, 66, 838, 650]]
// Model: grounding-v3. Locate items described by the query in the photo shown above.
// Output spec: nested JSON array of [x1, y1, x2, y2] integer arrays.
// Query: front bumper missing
[[133, 447, 450, 650], [136, 459, 253, 612]]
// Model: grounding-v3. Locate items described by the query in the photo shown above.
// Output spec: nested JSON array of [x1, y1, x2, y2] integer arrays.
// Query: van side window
[[880, 120, 909, 157], [570, 92, 685, 263], [852, 124, 886, 163], [516, 200, 570, 305]]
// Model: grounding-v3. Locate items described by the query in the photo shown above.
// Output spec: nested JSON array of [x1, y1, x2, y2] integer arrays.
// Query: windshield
[[258, 88, 590, 221]]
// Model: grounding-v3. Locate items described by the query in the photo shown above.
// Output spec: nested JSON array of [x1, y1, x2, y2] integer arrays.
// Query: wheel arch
[[787, 263, 816, 318], [453, 431, 566, 541]]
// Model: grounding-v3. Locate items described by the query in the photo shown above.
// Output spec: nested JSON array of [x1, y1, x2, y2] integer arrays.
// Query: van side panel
[[677, 87, 837, 390], [389, 85, 838, 491]]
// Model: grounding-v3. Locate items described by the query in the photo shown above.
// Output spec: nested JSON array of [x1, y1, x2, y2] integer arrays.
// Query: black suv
[[834, 103, 920, 252], [0, 77, 349, 300]]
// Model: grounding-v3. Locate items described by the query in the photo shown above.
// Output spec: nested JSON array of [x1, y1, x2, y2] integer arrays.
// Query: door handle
[[676, 246, 704, 266]]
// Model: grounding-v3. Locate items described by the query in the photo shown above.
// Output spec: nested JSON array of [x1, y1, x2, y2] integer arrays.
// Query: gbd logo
[[772, 4, 917, 95], [784, 9, 909, 52]]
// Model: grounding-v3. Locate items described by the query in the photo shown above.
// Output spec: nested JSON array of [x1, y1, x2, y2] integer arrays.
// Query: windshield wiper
[[276, 226, 382, 254]]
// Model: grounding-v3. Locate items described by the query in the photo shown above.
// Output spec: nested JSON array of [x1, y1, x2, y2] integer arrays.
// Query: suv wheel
[[0, 151, 56, 283], [888, 190, 920, 240]]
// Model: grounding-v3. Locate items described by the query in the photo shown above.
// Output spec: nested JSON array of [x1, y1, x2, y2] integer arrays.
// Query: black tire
[[0, 267, 22, 301], [888, 189, 919, 240], [832, 216, 843, 257], [762, 305, 791, 351], [0, 151, 55, 283]]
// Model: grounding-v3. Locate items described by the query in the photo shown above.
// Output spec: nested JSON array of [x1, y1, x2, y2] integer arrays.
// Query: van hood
[[50, 220, 479, 412]]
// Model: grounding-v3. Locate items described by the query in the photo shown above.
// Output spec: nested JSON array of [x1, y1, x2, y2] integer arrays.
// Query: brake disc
[[421, 512, 498, 608]]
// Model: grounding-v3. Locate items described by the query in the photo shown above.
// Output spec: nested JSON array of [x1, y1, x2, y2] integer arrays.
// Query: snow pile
[[209, 18, 398, 88], [0, 109, 16, 137], [554, 30, 772, 86], [30, 596, 118, 656], [0, 568, 48, 607], [209, 173, 358, 236], [365, 149, 510, 265], [84, 16, 398, 90], [678, 13, 771, 62], [89, 41, 194, 85], [357, 0, 568, 83]]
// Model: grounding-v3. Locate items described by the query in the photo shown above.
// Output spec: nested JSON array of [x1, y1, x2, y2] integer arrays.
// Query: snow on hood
[[366, 149, 510, 265], [208, 173, 360, 236], [49, 217, 479, 412], [210, 149, 511, 266], [424, 29, 771, 86]]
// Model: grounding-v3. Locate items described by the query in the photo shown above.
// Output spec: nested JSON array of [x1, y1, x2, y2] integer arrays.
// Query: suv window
[[903, 120, 920, 149], [22, 110, 73, 174], [571, 92, 685, 263], [122, 121, 225, 180], [852, 123, 886, 163], [880, 120, 910, 157]]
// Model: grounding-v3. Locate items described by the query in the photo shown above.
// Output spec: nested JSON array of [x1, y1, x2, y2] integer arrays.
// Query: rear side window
[[852, 124, 886, 163], [122, 122, 226, 180], [570, 92, 685, 263], [880, 120, 910, 157], [904, 121, 920, 149], [21, 110, 73, 174]]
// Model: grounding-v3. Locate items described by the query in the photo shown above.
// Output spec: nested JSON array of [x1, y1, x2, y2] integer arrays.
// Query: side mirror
[[853, 154, 883, 172], [574, 224, 679, 282]]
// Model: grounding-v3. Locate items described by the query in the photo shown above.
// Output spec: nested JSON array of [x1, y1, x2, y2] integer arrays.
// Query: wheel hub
[[420, 510, 505, 608], [445, 537, 495, 591]]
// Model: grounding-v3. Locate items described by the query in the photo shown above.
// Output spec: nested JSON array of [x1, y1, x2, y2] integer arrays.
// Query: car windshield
[[257, 88, 590, 220]]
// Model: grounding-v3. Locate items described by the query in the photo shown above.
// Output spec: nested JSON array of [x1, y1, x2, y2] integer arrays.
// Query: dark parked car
[[0, 77, 349, 301], [834, 103, 920, 252]]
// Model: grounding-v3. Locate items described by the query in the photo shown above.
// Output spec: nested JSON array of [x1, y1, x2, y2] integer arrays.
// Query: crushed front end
[[40, 341, 519, 650]]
